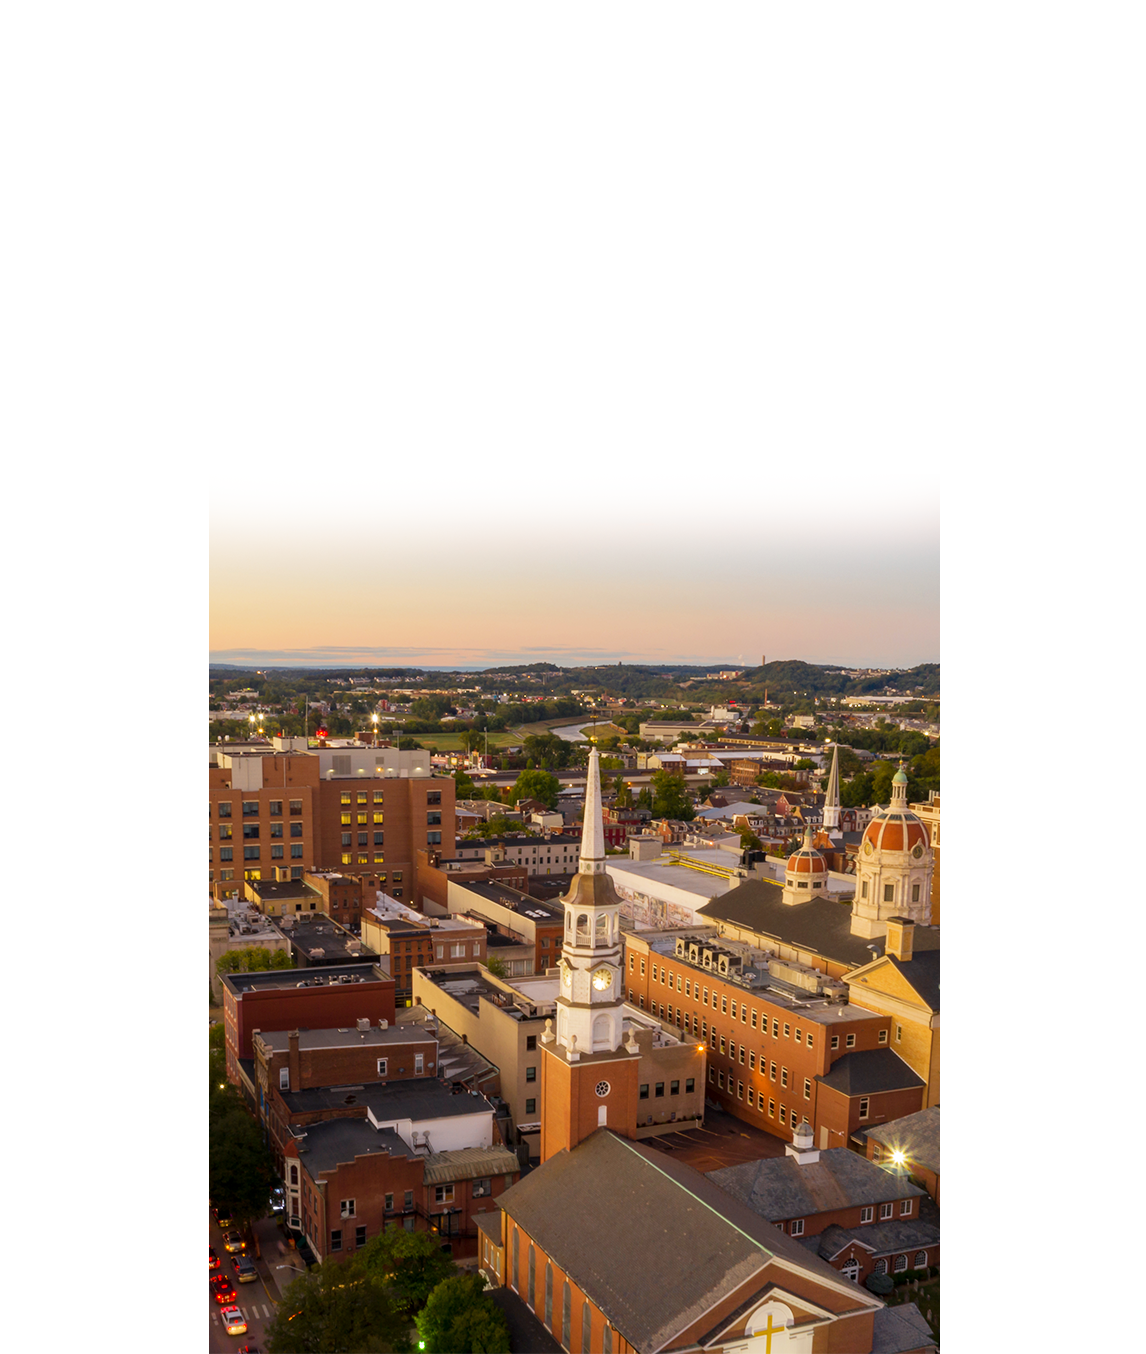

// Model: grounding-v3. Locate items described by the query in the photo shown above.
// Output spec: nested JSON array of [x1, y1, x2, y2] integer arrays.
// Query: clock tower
[[540, 745, 640, 1161]]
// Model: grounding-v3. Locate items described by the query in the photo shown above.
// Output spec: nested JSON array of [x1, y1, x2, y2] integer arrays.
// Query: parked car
[[221, 1307, 248, 1336]]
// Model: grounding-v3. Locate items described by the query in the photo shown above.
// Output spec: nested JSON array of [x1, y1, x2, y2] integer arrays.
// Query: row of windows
[[230, 823, 305, 839], [631, 989, 889, 1055], [638, 1079, 695, 1098], [860, 880, 923, 903], [341, 791, 386, 804], [509, 1230, 613, 1353], [219, 845, 305, 861], [212, 800, 304, 817]]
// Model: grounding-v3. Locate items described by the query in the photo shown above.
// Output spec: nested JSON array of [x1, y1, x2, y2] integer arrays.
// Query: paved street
[[209, 1208, 303, 1351]]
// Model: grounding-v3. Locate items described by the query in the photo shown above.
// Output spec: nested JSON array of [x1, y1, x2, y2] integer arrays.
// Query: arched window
[[511, 1229, 519, 1291], [603, 1324, 613, 1354], [873, 1258, 888, 1276], [914, 1250, 928, 1269], [562, 1281, 570, 1347], [528, 1244, 536, 1307], [592, 1014, 610, 1050], [581, 1300, 592, 1354], [841, 1259, 860, 1282], [544, 1262, 552, 1329], [576, 913, 590, 943], [893, 1254, 908, 1273], [595, 913, 608, 940]]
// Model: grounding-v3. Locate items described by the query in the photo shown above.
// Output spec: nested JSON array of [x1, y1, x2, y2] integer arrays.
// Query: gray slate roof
[[863, 1106, 940, 1175], [816, 1049, 925, 1097], [697, 879, 882, 968], [496, 1129, 873, 1354], [707, 1148, 924, 1221], [808, 1214, 941, 1261], [871, 1303, 937, 1354], [885, 952, 940, 1011]]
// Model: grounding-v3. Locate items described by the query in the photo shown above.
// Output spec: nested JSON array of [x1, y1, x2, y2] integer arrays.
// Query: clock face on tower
[[560, 961, 572, 987], [591, 967, 612, 991]]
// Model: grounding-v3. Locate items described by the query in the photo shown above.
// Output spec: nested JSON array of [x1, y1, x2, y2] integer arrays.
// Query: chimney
[[288, 1029, 301, 1092], [885, 917, 915, 962]]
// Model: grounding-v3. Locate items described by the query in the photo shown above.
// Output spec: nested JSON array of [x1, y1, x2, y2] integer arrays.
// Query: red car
[[209, 1246, 221, 1271], [213, 1283, 238, 1305]]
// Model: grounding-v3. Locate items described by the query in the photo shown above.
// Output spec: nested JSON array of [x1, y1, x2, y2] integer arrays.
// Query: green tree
[[209, 1022, 226, 1088], [612, 775, 634, 810], [485, 955, 509, 979], [511, 768, 561, 809], [359, 1224, 457, 1316], [209, 1088, 277, 1228], [415, 1272, 510, 1354], [265, 1254, 410, 1353], [453, 770, 476, 799], [651, 770, 694, 820], [216, 946, 293, 975]]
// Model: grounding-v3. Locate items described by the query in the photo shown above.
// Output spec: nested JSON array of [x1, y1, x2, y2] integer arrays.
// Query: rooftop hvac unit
[[309, 948, 325, 959], [675, 938, 686, 957], [357, 1018, 370, 1031], [702, 951, 713, 969], [378, 1019, 388, 1030]]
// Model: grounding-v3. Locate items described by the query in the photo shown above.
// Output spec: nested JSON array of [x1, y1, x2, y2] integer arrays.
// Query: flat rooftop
[[421, 966, 551, 1020], [222, 964, 392, 995], [257, 1025, 436, 1052], [606, 853, 743, 900], [461, 881, 564, 921], [287, 916, 380, 963], [284, 1075, 497, 1129]]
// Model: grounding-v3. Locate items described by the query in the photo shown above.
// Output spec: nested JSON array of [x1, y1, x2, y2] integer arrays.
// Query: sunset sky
[[206, 10, 941, 673]]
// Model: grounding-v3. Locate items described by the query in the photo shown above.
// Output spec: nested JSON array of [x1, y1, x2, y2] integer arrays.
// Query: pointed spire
[[822, 743, 841, 831], [579, 744, 606, 875]]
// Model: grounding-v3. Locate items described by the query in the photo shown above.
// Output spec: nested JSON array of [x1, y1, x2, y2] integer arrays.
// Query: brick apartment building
[[624, 925, 929, 1150], [444, 880, 566, 976], [359, 896, 487, 1006], [209, 740, 455, 904], [219, 964, 396, 1101], [253, 1018, 519, 1262]]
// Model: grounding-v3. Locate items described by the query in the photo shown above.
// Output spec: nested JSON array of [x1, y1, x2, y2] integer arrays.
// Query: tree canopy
[[650, 769, 694, 820], [264, 1254, 410, 1353], [511, 768, 561, 809], [209, 1086, 277, 1228], [415, 1272, 510, 1354], [358, 1225, 458, 1316], [216, 946, 293, 975]]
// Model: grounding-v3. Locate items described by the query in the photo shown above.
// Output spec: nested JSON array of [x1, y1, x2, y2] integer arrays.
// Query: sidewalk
[[251, 1214, 306, 1298]]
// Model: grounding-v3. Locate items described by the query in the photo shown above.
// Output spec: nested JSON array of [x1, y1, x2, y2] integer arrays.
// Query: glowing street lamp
[[371, 712, 379, 747]]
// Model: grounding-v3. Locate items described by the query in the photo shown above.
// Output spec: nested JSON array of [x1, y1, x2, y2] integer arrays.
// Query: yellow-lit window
[[357, 792, 368, 803], [357, 813, 367, 824], [374, 854, 385, 863], [341, 853, 352, 865], [373, 791, 384, 802], [358, 855, 369, 864], [373, 812, 384, 823], [341, 813, 352, 825], [340, 793, 351, 805]]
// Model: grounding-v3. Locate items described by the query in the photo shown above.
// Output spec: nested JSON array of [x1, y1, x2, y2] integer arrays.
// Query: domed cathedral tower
[[540, 746, 640, 1162], [850, 763, 934, 939], [781, 826, 830, 904]]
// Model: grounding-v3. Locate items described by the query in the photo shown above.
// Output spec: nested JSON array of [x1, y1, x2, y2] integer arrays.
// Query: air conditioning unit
[[675, 938, 686, 957]]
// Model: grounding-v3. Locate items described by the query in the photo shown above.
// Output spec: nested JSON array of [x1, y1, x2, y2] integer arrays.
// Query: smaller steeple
[[822, 743, 841, 831], [890, 761, 909, 811]]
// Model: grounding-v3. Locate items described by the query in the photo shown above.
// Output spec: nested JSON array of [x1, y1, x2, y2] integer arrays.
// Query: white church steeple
[[822, 743, 841, 833], [548, 746, 626, 1057]]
